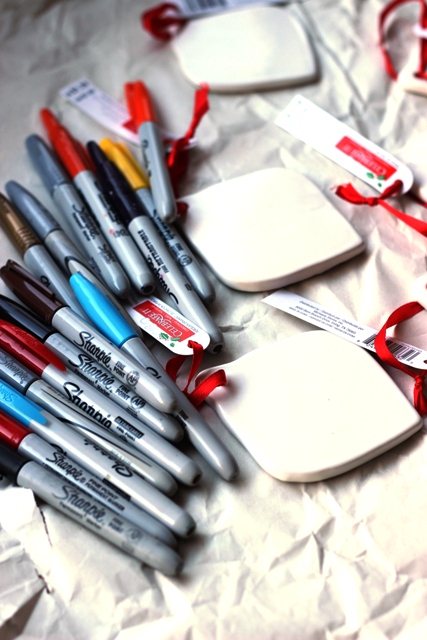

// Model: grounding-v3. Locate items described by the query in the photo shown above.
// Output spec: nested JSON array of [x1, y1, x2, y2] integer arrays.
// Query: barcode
[[184, 0, 227, 11], [362, 333, 422, 361]]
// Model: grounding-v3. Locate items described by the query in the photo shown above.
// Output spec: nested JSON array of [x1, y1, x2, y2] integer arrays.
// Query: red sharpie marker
[[125, 81, 177, 223]]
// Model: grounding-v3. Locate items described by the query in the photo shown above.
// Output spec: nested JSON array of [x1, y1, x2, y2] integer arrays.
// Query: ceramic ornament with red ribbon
[[142, 3, 318, 93], [195, 331, 422, 481]]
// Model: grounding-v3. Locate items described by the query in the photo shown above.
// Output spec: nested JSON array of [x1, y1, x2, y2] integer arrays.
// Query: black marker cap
[[0, 294, 54, 342], [0, 440, 28, 483]]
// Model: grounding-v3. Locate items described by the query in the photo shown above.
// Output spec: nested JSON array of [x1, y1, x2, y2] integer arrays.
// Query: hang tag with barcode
[[275, 95, 413, 194], [126, 295, 210, 354], [262, 289, 427, 369], [169, 0, 286, 19]]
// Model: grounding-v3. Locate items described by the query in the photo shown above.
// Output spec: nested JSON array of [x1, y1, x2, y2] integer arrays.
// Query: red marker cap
[[40, 108, 90, 178], [0, 408, 30, 449], [0, 320, 66, 375], [125, 81, 157, 127]]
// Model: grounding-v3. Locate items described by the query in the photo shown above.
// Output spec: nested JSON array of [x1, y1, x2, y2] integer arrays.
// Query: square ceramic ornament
[[196, 331, 422, 482], [178, 168, 365, 292], [171, 6, 318, 92]]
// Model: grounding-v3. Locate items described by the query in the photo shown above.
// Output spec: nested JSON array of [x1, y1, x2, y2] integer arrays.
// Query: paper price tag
[[60, 79, 196, 150], [275, 95, 414, 194], [171, 0, 287, 19], [60, 79, 140, 144], [263, 289, 427, 369], [126, 295, 210, 354]]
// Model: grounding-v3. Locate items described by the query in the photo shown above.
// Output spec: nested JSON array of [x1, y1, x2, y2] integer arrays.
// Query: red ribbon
[[374, 301, 427, 415], [335, 179, 427, 237], [167, 84, 210, 197], [378, 0, 427, 80], [141, 3, 187, 40], [165, 340, 227, 407]]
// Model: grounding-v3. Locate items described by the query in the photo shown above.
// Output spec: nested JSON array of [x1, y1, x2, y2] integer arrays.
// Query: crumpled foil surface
[[1, 1, 427, 638]]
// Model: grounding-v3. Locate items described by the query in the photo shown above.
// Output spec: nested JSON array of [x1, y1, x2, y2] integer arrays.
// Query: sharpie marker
[[0, 347, 178, 496], [87, 141, 224, 353], [0, 409, 177, 546], [0, 319, 201, 486], [100, 138, 216, 304], [0, 294, 181, 441], [0, 260, 177, 414], [0, 378, 196, 536], [125, 81, 177, 223], [0, 193, 87, 318], [0, 442, 182, 574], [25, 134, 131, 299], [71, 273, 239, 482], [4, 180, 139, 334], [40, 109, 155, 295]]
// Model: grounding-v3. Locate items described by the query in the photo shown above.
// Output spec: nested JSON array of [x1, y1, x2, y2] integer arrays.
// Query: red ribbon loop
[[167, 84, 210, 198], [374, 300, 427, 415], [378, 0, 427, 80], [335, 179, 427, 237], [141, 3, 187, 40], [165, 340, 227, 407]]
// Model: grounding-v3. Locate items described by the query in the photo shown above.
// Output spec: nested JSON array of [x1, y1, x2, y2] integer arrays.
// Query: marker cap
[[0, 294, 54, 342], [0, 408, 30, 449], [125, 81, 157, 126], [0, 319, 66, 374], [40, 109, 90, 179], [87, 141, 143, 226], [5, 181, 61, 240], [25, 134, 69, 195], [0, 194, 39, 254], [70, 273, 137, 346], [0, 440, 28, 483], [0, 379, 46, 428], [99, 139, 149, 190], [0, 260, 65, 324]]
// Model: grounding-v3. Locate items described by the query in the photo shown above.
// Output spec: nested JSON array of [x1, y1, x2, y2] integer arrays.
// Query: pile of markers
[[0, 80, 239, 576]]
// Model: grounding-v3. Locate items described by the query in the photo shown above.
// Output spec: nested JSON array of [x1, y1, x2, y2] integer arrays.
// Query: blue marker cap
[[70, 273, 137, 347], [0, 379, 47, 427], [25, 134, 69, 195]]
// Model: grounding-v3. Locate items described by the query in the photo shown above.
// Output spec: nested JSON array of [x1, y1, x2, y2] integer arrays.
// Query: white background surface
[[2, 1, 427, 638]]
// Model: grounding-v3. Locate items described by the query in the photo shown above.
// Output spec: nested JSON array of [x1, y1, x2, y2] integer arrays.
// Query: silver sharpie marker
[[0, 444, 182, 574], [0, 379, 196, 538], [71, 273, 239, 482], [0, 259, 177, 415], [0, 194, 87, 319], [0, 410, 176, 546], [88, 142, 223, 353], [0, 348, 177, 496], [40, 110, 155, 295], [0, 326, 199, 486], [25, 134, 131, 299], [99, 139, 215, 303], [125, 81, 177, 223]]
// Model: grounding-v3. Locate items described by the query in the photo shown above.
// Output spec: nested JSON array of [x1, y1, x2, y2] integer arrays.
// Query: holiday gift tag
[[178, 168, 364, 292], [196, 331, 422, 482], [171, 6, 318, 92]]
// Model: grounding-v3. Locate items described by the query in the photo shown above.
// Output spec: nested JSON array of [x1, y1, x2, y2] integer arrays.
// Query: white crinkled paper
[[1, 1, 427, 638]]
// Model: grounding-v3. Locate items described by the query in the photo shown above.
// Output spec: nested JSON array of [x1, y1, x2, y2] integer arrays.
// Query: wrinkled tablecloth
[[1, 1, 427, 638]]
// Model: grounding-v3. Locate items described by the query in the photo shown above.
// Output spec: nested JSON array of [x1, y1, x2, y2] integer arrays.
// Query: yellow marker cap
[[99, 139, 150, 191]]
